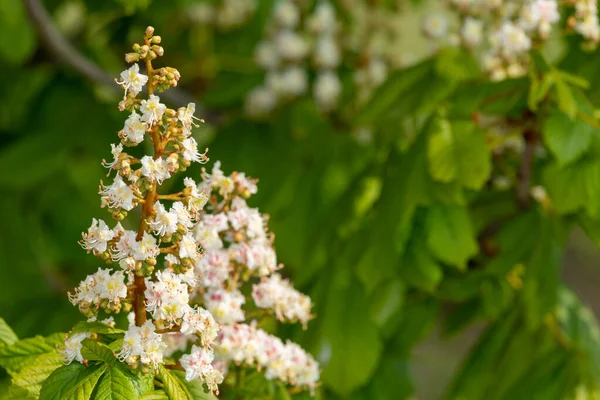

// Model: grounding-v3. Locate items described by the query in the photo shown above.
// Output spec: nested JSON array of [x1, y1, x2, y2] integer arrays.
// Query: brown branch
[[23, 0, 220, 123], [516, 128, 537, 208]]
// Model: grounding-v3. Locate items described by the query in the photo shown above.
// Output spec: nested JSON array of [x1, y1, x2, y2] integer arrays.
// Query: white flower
[[274, 0, 299, 28], [308, 2, 338, 34], [119, 320, 166, 368], [529, 0, 560, 25], [97, 270, 128, 305], [194, 222, 223, 250], [203, 213, 229, 232], [68, 268, 128, 308], [184, 178, 209, 214], [492, 22, 532, 57], [172, 201, 193, 228], [461, 17, 484, 48], [245, 86, 277, 117], [180, 345, 223, 393], [268, 67, 307, 97], [215, 324, 319, 389], [178, 102, 204, 131], [145, 270, 190, 324], [112, 230, 137, 261], [254, 41, 280, 70], [141, 156, 171, 184], [252, 274, 312, 327], [179, 233, 199, 259], [180, 307, 219, 345], [275, 31, 309, 62], [422, 13, 448, 39], [204, 288, 245, 324], [117, 64, 148, 97], [102, 143, 123, 170], [182, 137, 206, 163], [313, 71, 342, 111], [196, 249, 230, 288], [140, 94, 167, 125], [313, 36, 341, 69], [149, 201, 178, 236], [62, 332, 91, 364], [79, 218, 115, 253], [576, 15, 600, 42], [131, 231, 159, 261], [100, 174, 136, 211], [123, 112, 146, 145]]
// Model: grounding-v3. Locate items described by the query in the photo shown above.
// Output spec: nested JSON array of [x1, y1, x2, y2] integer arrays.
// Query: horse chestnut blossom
[[423, 0, 600, 80], [61, 26, 319, 397]]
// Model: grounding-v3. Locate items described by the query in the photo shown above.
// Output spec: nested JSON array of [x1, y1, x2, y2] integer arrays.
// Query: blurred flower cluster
[[423, 0, 599, 80]]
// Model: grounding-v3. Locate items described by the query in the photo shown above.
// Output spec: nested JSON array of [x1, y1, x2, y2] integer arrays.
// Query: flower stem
[[133, 44, 159, 327]]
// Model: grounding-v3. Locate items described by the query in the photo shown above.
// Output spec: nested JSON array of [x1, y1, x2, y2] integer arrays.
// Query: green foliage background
[[3, 0, 600, 399]]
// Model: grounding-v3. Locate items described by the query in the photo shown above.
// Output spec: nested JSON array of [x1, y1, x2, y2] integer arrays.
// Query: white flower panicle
[[252, 273, 313, 327], [215, 324, 320, 390], [68, 27, 318, 396], [423, 0, 600, 81]]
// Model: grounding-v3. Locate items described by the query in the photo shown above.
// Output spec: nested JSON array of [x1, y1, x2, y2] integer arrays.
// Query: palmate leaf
[[11, 351, 63, 397], [95, 364, 139, 400], [0, 333, 64, 375], [542, 110, 594, 167], [320, 279, 383, 396], [80, 339, 117, 364], [426, 117, 491, 190], [39, 362, 107, 400], [426, 204, 478, 270], [157, 365, 192, 400], [0, 318, 18, 347]]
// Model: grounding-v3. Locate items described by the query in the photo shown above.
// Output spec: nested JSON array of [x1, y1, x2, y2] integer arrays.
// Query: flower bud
[[125, 52, 140, 63], [149, 51, 157, 60], [145, 26, 155, 38], [132, 43, 141, 51], [152, 45, 164, 57], [151, 35, 162, 44]]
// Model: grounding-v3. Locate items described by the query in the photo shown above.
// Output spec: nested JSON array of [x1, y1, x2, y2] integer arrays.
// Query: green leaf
[[11, 352, 63, 397], [0, 334, 62, 375], [427, 118, 491, 190], [0, 0, 36, 65], [80, 339, 116, 364], [39, 362, 106, 400], [321, 280, 382, 396], [542, 110, 593, 166], [554, 72, 577, 119], [139, 391, 169, 400], [157, 365, 191, 400], [426, 205, 478, 270], [70, 321, 125, 335], [95, 365, 139, 400], [543, 159, 600, 218], [171, 370, 216, 399], [0, 318, 18, 347]]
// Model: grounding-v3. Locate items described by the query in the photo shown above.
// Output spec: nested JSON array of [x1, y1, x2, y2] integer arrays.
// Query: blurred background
[[3, 0, 600, 399]]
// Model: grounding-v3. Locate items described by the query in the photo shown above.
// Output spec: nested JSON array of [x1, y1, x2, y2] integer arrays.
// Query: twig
[[23, 0, 220, 123], [516, 128, 536, 208]]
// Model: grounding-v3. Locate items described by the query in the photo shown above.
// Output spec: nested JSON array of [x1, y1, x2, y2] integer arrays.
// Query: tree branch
[[516, 128, 537, 209], [23, 0, 219, 123]]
